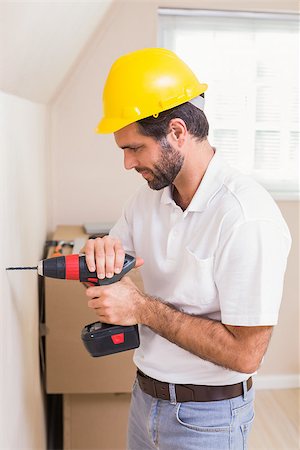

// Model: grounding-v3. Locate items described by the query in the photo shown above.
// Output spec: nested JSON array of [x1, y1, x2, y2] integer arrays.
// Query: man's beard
[[136, 139, 184, 190]]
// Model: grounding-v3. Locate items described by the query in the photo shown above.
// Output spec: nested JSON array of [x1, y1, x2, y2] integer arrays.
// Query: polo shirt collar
[[160, 150, 228, 212]]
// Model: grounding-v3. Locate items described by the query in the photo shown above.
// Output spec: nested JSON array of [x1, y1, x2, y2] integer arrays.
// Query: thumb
[[135, 257, 144, 269]]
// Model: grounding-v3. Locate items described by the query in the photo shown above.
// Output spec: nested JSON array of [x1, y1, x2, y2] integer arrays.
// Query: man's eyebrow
[[119, 143, 143, 150]]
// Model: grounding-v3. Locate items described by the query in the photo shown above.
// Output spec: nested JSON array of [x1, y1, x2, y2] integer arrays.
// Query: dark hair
[[137, 100, 209, 142]]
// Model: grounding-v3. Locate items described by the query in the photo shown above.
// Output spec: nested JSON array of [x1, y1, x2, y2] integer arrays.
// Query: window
[[159, 9, 299, 199]]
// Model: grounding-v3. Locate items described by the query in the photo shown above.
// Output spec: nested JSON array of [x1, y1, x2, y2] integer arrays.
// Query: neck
[[172, 140, 215, 210]]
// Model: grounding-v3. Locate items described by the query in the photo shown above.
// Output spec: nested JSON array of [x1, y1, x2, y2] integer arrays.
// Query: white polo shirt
[[110, 150, 291, 385]]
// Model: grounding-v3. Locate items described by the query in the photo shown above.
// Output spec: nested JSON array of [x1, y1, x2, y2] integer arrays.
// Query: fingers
[[86, 287, 114, 323], [85, 279, 140, 326], [135, 257, 144, 269], [95, 238, 106, 278], [84, 238, 96, 272], [84, 236, 125, 279], [114, 240, 126, 274]]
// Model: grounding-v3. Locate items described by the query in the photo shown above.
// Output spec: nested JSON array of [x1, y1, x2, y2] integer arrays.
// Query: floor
[[249, 388, 299, 450]]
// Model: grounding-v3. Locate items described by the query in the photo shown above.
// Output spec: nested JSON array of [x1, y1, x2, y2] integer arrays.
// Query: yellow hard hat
[[96, 48, 208, 134]]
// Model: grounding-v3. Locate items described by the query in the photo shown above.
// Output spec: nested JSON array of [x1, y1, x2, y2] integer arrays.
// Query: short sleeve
[[214, 220, 291, 326]]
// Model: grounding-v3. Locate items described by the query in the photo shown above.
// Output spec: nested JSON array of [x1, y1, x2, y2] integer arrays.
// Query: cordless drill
[[7, 254, 140, 357]]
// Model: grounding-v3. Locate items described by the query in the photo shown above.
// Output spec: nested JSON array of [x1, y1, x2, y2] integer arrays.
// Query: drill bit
[[6, 266, 37, 271]]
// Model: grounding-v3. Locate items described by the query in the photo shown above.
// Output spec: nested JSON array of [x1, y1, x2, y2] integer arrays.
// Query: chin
[[148, 181, 170, 191]]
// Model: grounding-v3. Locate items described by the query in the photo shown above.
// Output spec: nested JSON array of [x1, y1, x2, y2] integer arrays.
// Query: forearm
[[139, 294, 268, 374]]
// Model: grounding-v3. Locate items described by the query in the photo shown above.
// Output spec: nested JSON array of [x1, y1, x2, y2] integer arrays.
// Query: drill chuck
[[37, 260, 44, 276]]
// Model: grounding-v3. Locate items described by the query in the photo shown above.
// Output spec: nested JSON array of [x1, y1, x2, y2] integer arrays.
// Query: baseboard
[[253, 373, 300, 390]]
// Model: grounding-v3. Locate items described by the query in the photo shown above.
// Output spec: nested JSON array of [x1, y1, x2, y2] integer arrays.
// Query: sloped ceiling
[[0, 1, 113, 103]]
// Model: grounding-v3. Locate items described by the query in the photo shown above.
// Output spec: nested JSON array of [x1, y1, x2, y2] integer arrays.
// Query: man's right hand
[[83, 236, 143, 279]]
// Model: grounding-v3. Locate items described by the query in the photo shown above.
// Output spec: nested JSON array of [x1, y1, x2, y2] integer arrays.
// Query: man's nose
[[123, 149, 138, 170]]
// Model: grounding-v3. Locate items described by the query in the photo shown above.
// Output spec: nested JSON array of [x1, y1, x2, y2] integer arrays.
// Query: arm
[[86, 278, 273, 374], [138, 294, 273, 374]]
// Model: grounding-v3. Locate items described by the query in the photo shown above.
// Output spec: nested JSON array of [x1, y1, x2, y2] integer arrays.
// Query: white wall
[[0, 91, 48, 450], [0, 1, 112, 103], [50, 0, 156, 226]]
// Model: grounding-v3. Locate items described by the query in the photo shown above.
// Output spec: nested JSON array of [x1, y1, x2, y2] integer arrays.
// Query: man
[[84, 48, 291, 450]]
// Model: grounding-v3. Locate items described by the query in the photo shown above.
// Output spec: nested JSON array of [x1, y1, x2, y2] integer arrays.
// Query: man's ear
[[168, 118, 187, 147]]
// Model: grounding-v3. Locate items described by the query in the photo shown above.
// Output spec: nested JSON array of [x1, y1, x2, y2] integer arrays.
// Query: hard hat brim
[[95, 117, 132, 134]]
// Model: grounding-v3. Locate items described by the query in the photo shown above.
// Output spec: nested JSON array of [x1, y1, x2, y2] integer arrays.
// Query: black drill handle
[[79, 253, 136, 285]]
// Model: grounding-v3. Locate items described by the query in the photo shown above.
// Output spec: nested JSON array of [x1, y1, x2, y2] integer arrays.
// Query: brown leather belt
[[137, 370, 252, 403]]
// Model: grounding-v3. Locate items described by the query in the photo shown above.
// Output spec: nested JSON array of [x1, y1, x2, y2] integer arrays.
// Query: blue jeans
[[127, 378, 254, 450]]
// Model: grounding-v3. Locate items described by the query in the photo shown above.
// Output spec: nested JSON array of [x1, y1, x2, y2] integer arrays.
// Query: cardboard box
[[64, 393, 131, 450]]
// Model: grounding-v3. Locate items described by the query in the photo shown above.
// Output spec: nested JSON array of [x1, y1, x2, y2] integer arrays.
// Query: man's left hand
[[85, 276, 144, 326]]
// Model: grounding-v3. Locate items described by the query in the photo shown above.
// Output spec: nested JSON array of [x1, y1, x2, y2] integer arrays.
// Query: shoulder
[[221, 169, 286, 225], [210, 165, 291, 245]]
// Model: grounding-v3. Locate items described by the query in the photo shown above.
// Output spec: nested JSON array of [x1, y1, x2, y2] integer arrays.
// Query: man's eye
[[132, 146, 142, 153]]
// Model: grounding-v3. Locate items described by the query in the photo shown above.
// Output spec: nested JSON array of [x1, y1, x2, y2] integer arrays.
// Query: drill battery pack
[[81, 321, 140, 357]]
